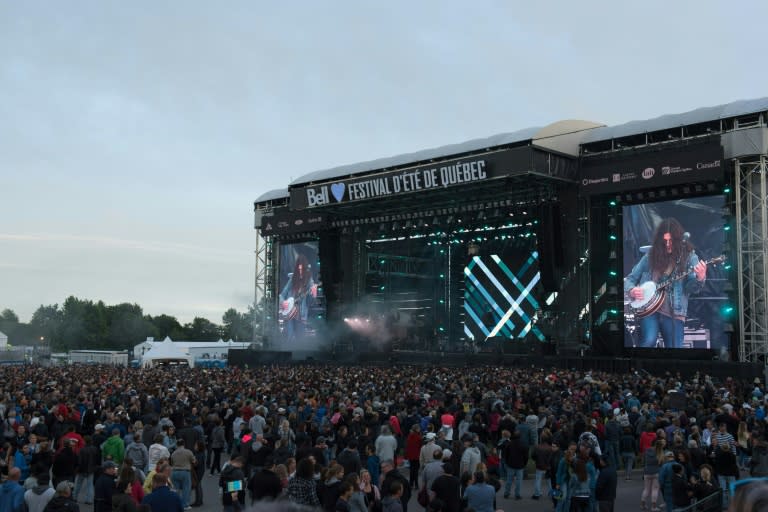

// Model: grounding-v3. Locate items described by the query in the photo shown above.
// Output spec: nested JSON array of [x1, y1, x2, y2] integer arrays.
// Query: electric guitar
[[628, 255, 726, 318]]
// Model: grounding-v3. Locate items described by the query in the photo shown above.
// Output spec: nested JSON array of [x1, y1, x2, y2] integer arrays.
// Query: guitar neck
[[656, 256, 723, 290]]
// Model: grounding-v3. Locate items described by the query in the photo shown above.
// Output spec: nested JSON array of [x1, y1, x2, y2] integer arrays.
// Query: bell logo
[[642, 167, 655, 179]]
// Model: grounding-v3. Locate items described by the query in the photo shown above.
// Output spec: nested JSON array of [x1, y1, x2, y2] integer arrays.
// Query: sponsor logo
[[696, 160, 721, 170], [294, 219, 304, 226], [612, 173, 621, 183], [330, 183, 346, 202], [582, 177, 609, 186], [662, 166, 671, 175], [642, 167, 655, 179]]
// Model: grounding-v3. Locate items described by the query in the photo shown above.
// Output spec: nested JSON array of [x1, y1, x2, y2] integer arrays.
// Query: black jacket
[[44, 495, 81, 512], [595, 465, 617, 501]]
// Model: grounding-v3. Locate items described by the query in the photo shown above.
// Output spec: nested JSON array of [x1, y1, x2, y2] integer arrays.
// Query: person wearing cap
[[92, 424, 108, 450], [24, 472, 55, 512], [42, 481, 79, 512], [657, 451, 678, 512], [419, 432, 439, 470], [94, 461, 118, 512]]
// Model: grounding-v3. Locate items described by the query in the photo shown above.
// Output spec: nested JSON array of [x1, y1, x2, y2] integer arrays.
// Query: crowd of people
[[1, 363, 768, 512]]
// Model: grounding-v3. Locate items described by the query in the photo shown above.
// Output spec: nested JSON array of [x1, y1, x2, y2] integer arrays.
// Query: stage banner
[[261, 210, 327, 235], [290, 146, 532, 210], [580, 141, 724, 196]]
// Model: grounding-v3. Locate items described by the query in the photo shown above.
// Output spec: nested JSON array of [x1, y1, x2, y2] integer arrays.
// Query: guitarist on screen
[[279, 254, 317, 342], [624, 218, 707, 348]]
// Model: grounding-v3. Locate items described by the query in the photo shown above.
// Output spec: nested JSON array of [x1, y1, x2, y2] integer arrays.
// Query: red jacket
[[406, 432, 422, 461]]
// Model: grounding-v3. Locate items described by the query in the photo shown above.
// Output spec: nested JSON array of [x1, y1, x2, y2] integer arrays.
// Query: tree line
[[0, 296, 262, 352]]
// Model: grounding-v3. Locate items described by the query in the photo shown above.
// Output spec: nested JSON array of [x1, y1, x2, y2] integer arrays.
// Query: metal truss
[[735, 157, 768, 362]]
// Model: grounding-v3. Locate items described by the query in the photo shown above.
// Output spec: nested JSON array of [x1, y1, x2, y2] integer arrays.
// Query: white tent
[[0, 330, 7, 349], [141, 336, 193, 368]]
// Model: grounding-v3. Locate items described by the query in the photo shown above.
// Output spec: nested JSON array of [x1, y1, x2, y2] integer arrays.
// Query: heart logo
[[330, 183, 346, 202]]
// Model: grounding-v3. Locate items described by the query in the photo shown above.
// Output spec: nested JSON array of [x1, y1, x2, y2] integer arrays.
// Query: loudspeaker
[[537, 202, 563, 292], [319, 233, 341, 302]]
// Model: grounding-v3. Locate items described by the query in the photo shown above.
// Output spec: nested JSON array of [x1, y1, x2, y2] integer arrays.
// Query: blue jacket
[[0, 480, 26, 512], [141, 485, 184, 512], [624, 252, 703, 317]]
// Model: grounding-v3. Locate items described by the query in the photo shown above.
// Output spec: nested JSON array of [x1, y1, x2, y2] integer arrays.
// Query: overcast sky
[[1, 2, 766, 324]]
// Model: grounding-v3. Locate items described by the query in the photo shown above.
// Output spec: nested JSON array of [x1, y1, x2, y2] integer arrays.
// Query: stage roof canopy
[[583, 96, 768, 143], [290, 120, 603, 187]]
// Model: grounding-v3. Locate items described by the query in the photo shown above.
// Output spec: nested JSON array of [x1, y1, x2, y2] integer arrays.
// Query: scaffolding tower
[[735, 155, 768, 362]]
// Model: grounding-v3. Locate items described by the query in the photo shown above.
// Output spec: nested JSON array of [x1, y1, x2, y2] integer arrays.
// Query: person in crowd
[[219, 456, 246, 512], [43, 481, 80, 512], [73, 435, 100, 505], [247, 456, 282, 503], [343, 473, 366, 512], [102, 429, 125, 466], [381, 480, 404, 512], [463, 471, 495, 512], [595, 455, 617, 512], [94, 461, 118, 512], [430, 463, 460, 512], [640, 439, 664, 512], [286, 456, 320, 506], [169, 438, 195, 510], [112, 477, 139, 512], [141, 474, 183, 512], [209, 418, 226, 476], [728, 479, 768, 512], [502, 429, 527, 500], [25, 472, 55, 512], [380, 459, 410, 512], [359, 469, 381, 511]]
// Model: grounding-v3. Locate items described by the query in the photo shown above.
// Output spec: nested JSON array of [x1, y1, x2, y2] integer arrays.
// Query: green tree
[[222, 308, 251, 341], [184, 317, 221, 341], [106, 303, 155, 350], [30, 304, 63, 348], [58, 296, 108, 350], [148, 314, 185, 340], [1, 309, 19, 323]]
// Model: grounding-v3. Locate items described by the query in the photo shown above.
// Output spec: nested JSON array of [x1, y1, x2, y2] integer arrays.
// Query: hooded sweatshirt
[[24, 484, 56, 512], [381, 495, 403, 512]]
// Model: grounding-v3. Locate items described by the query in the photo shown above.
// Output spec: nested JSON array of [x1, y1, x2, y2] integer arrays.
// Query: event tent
[[140, 336, 193, 368], [0, 330, 7, 349]]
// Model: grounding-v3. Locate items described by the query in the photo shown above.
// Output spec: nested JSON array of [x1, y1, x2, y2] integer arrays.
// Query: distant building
[[0, 330, 7, 349], [69, 350, 129, 366], [134, 336, 251, 368]]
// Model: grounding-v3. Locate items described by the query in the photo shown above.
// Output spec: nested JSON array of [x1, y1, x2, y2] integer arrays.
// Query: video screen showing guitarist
[[279, 254, 318, 343], [623, 218, 707, 348]]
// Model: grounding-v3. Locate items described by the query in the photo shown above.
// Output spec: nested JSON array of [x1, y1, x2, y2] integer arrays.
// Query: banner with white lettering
[[290, 147, 532, 210], [580, 141, 724, 196]]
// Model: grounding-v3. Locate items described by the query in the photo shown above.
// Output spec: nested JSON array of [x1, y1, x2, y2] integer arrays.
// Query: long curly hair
[[291, 254, 311, 297], [648, 218, 693, 280]]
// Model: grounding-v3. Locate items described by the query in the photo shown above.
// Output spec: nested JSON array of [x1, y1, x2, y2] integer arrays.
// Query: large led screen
[[622, 195, 728, 350], [278, 242, 323, 343], [464, 251, 545, 343]]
